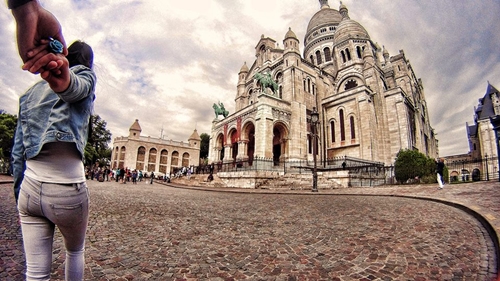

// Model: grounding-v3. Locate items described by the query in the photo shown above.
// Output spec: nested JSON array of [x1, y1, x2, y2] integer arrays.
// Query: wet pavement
[[0, 175, 498, 280]]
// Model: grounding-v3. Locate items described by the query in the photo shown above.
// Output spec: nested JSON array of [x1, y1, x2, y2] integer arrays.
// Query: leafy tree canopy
[[0, 110, 18, 160], [85, 114, 112, 167], [200, 133, 210, 159]]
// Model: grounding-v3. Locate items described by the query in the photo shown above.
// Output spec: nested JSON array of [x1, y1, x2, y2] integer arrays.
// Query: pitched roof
[[129, 119, 142, 132], [476, 83, 500, 120], [189, 129, 201, 141]]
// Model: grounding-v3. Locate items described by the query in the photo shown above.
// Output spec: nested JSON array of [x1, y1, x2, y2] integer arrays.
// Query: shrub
[[394, 149, 436, 184]]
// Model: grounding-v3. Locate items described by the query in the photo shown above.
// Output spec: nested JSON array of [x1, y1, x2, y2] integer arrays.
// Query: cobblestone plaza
[[1, 178, 498, 280]]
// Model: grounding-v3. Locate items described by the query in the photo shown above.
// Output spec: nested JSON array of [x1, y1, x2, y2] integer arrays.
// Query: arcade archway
[[272, 122, 289, 166]]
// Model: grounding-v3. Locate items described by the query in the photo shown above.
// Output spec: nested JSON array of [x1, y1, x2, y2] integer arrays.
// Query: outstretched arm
[[9, 0, 67, 62]]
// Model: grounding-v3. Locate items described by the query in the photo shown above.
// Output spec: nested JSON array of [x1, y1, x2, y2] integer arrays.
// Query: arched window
[[159, 149, 168, 174], [308, 134, 312, 154], [310, 55, 314, 64], [345, 79, 358, 91], [303, 80, 307, 91], [345, 48, 351, 61], [308, 78, 311, 93], [316, 50, 322, 64], [171, 151, 179, 166], [324, 47, 332, 62], [356, 46, 362, 58], [182, 152, 190, 167], [330, 121, 335, 143], [148, 148, 157, 172], [136, 146, 146, 170], [339, 110, 345, 141], [119, 146, 126, 169], [350, 116, 356, 139], [341, 50, 346, 63], [248, 89, 253, 105], [279, 85, 283, 98]]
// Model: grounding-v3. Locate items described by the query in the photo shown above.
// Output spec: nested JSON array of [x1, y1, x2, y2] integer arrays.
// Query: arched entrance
[[229, 129, 238, 165], [472, 168, 481, 181], [215, 133, 224, 161], [242, 122, 255, 166], [272, 122, 289, 166]]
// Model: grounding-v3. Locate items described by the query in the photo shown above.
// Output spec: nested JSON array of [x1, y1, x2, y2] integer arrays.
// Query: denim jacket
[[11, 65, 97, 200]]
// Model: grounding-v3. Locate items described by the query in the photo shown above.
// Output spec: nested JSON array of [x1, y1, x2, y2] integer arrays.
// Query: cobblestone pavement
[[0, 176, 498, 280]]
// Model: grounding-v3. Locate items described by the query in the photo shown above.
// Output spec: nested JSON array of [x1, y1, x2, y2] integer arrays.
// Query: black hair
[[67, 41, 94, 68]]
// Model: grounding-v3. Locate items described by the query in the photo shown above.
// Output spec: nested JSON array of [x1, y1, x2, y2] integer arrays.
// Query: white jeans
[[437, 173, 444, 188], [17, 176, 89, 281]]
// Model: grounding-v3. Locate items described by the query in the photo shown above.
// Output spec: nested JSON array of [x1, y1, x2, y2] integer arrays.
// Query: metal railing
[[447, 156, 499, 182]]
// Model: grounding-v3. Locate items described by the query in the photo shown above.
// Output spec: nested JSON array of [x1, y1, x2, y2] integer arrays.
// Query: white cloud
[[2, 0, 499, 158]]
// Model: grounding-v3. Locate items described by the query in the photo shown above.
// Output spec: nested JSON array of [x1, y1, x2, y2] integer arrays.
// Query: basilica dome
[[304, 1, 342, 57], [306, 6, 342, 37], [333, 18, 370, 44]]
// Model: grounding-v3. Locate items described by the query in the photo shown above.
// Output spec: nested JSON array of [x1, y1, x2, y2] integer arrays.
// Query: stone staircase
[[168, 174, 227, 188], [255, 172, 346, 190], [168, 170, 348, 190]]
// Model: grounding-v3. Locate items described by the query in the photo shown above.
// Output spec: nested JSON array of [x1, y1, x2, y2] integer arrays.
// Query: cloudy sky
[[1, 0, 499, 157]]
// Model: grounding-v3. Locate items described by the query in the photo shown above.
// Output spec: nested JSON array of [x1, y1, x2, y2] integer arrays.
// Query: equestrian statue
[[213, 102, 229, 119], [253, 72, 279, 95]]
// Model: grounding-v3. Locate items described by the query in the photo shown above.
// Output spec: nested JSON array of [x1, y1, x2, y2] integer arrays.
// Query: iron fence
[[187, 156, 395, 187], [446, 156, 499, 182]]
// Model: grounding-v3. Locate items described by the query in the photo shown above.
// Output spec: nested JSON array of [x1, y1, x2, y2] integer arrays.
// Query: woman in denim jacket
[[12, 41, 96, 280]]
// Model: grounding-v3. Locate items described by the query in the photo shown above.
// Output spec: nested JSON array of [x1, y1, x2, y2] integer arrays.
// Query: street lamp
[[310, 107, 319, 192]]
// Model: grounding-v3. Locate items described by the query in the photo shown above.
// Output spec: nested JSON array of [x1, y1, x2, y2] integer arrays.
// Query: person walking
[[436, 158, 445, 189], [11, 40, 96, 280]]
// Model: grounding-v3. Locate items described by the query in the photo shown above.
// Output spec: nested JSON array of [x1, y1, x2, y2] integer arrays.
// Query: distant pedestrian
[[132, 170, 137, 184], [115, 168, 120, 182], [150, 172, 154, 184], [436, 158, 445, 189], [120, 168, 126, 184]]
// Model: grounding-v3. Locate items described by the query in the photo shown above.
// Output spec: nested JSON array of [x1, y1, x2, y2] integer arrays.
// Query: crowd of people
[[84, 166, 167, 184]]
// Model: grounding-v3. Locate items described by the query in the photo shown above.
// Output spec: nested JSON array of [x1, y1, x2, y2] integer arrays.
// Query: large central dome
[[306, 8, 342, 35], [305, 1, 342, 41]]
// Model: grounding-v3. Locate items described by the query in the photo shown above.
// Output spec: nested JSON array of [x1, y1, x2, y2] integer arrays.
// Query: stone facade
[[209, 0, 438, 167], [111, 119, 201, 175], [448, 82, 500, 181], [466, 83, 500, 160]]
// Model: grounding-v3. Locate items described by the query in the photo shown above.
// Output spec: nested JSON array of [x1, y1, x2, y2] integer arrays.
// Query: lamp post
[[310, 107, 319, 192]]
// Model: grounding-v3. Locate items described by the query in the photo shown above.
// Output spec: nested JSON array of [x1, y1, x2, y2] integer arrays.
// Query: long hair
[[67, 41, 94, 68]]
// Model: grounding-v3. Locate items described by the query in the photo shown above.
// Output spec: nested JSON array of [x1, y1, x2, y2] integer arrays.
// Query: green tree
[[200, 133, 210, 159], [394, 149, 436, 184], [85, 114, 112, 167], [0, 111, 18, 169]]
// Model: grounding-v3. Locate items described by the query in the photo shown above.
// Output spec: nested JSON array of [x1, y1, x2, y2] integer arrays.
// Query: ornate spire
[[319, 0, 329, 9], [339, 1, 349, 19]]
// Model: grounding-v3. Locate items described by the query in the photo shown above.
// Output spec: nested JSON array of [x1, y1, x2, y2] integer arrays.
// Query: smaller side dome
[[239, 62, 249, 73], [333, 18, 370, 43], [285, 27, 298, 40], [333, 3, 369, 44]]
